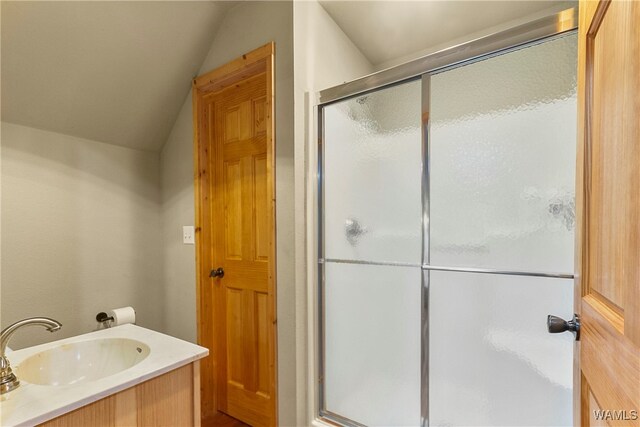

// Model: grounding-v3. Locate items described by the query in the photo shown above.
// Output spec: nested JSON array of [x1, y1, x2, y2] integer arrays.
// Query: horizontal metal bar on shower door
[[319, 258, 422, 268], [318, 258, 574, 279], [318, 7, 578, 105], [422, 264, 574, 279]]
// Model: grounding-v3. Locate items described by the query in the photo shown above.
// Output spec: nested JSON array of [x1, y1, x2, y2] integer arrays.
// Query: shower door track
[[316, 7, 578, 427]]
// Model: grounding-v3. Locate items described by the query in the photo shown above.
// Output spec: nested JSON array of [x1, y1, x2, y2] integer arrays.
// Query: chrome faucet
[[0, 317, 62, 394]]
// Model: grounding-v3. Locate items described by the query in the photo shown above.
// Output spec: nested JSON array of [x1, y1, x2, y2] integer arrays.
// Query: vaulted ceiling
[[319, 1, 576, 70], [2, 1, 576, 152], [1, 1, 234, 151]]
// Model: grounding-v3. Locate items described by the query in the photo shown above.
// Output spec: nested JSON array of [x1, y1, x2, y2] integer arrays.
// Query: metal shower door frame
[[316, 8, 578, 427]]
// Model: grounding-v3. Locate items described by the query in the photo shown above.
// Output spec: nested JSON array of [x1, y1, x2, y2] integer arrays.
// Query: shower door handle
[[547, 314, 580, 340]]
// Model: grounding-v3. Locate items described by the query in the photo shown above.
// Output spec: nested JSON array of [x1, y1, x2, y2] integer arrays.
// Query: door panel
[[429, 33, 577, 426], [323, 79, 422, 265], [576, 0, 640, 425], [209, 73, 272, 427], [320, 32, 578, 427], [324, 262, 421, 426], [225, 161, 243, 259], [194, 43, 276, 427], [430, 271, 574, 426], [320, 79, 422, 426], [254, 155, 269, 262], [430, 33, 578, 273]]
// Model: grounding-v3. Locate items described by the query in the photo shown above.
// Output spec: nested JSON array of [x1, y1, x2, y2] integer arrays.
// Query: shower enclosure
[[317, 9, 578, 427]]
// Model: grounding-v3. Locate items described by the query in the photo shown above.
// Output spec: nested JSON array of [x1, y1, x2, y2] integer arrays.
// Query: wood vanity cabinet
[[38, 362, 201, 427]]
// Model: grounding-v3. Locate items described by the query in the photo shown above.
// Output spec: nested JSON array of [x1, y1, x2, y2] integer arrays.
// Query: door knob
[[209, 267, 224, 278], [547, 314, 580, 340]]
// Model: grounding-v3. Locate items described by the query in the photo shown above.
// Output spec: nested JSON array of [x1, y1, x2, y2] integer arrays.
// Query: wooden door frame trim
[[192, 42, 277, 425]]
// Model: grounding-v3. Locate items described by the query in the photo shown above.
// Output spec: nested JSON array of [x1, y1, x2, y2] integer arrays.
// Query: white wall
[[159, 1, 297, 424], [160, 1, 375, 424], [372, 2, 575, 71], [293, 1, 374, 424], [160, 94, 197, 344], [0, 1, 375, 422], [1, 122, 163, 349]]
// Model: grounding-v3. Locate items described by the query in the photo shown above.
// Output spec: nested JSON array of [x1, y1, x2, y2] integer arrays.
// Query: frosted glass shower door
[[323, 81, 422, 265], [322, 80, 422, 426], [429, 34, 578, 426], [429, 35, 577, 272], [320, 31, 577, 427]]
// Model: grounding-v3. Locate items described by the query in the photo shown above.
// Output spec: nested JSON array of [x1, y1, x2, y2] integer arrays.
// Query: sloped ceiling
[[2, 1, 577, 151], [319, 1, 576, 69], [1, 1, 234, 151]]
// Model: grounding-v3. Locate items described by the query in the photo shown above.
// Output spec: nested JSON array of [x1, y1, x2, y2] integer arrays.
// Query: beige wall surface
[[159, 1, 296, 424], [293, 1, 374, 424], [161, 1, 375, 423], [1, 0, 373, 422], [0, 122, 163, 350]]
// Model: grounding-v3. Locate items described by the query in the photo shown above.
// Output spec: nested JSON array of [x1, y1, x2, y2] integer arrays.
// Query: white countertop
[[0, 324, 208, 426]]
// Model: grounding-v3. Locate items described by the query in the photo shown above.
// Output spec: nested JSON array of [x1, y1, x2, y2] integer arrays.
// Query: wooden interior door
[[193, 43, 276, 427], [576, 0, 640, 425]]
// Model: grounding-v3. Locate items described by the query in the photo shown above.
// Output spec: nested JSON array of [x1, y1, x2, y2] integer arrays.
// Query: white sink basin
[[15, 338, 150, 386]]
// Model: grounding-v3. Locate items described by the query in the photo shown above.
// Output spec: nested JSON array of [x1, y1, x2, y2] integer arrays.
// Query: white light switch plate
[[183, 226, 195, 245]]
